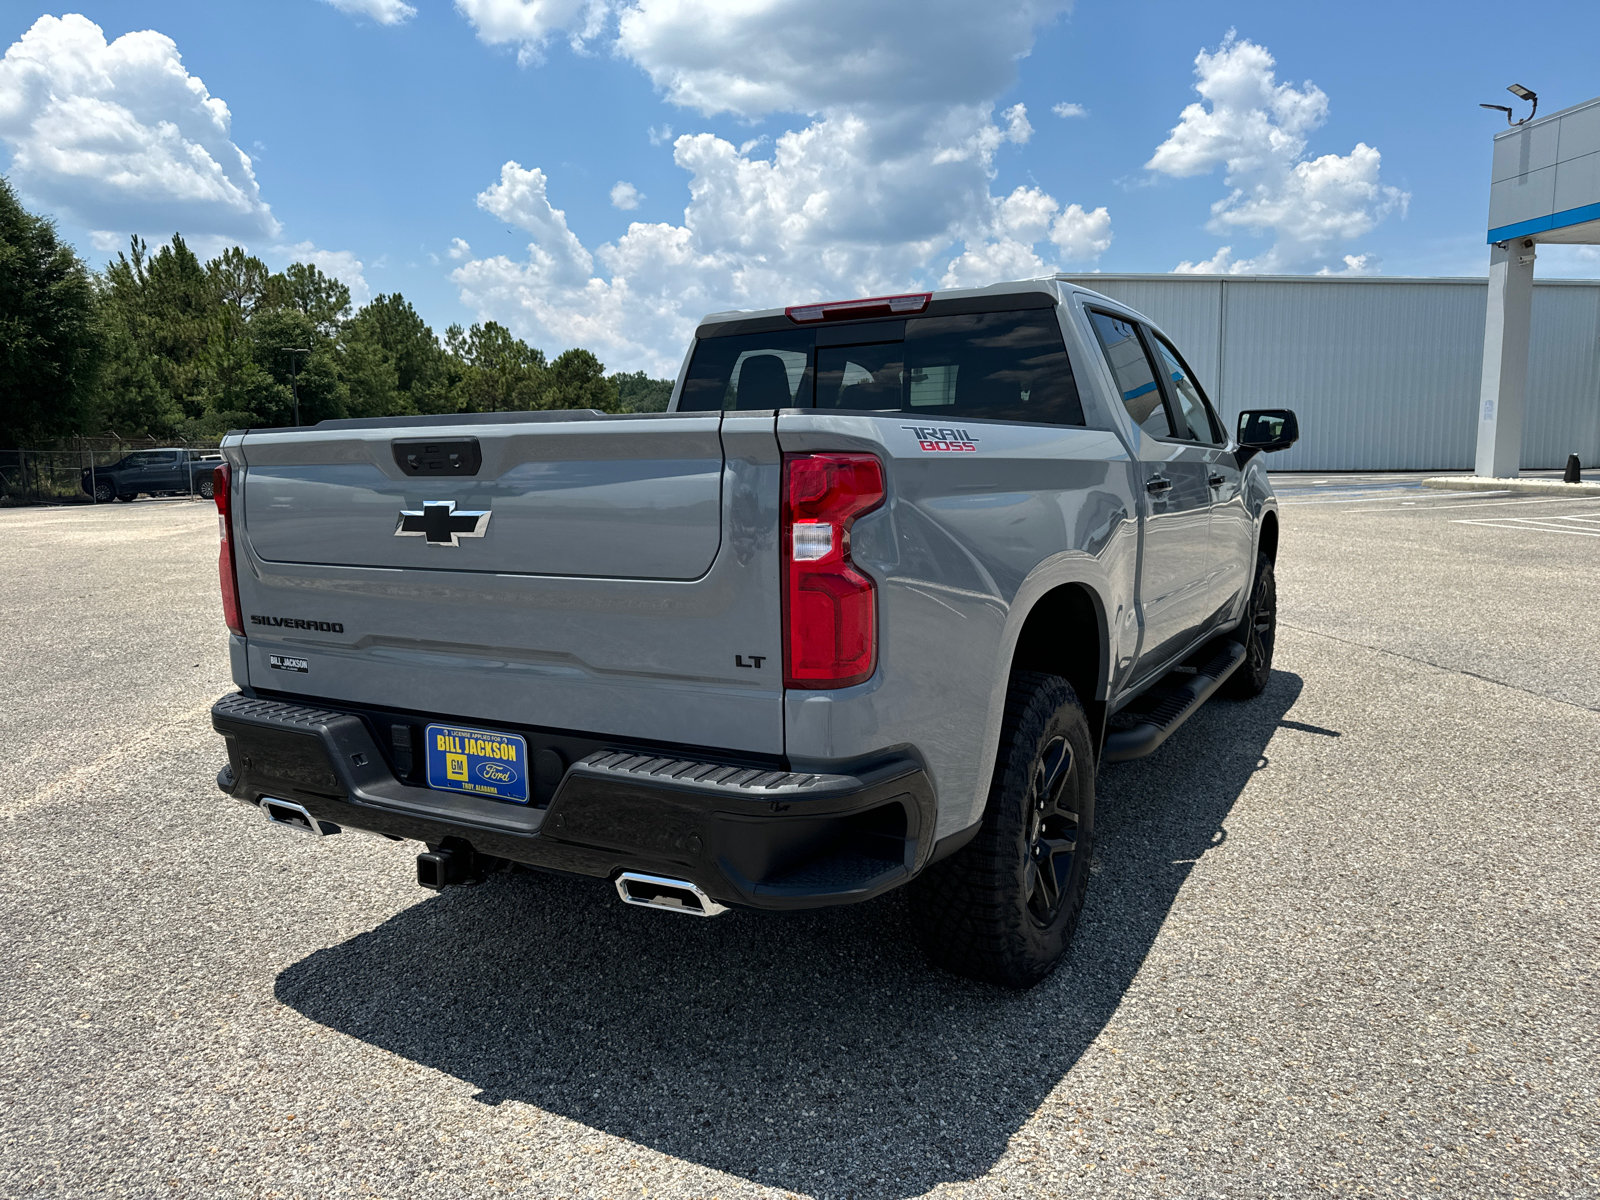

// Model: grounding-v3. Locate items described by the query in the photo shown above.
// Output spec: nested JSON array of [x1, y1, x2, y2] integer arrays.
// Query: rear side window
[[682, 308, 1083, 426], [678, 331, 813, 410], [1087, 310, 1170, 439], [822, 311, 1083, 426]]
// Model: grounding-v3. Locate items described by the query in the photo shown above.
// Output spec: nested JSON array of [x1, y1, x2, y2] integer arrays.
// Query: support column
[[1474, 238, 1536, 478]]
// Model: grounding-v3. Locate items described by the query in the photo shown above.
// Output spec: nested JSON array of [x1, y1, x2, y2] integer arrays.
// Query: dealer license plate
[[423, 723, 530, 804]]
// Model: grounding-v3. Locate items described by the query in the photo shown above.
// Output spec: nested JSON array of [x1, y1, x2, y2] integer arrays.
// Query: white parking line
[[1451, 517, 1600, 537], [1361, 495, 1600, 513]]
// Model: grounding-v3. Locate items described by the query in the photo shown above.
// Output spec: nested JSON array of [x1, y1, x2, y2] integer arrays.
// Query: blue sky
[[3, 0, 1598, 374]]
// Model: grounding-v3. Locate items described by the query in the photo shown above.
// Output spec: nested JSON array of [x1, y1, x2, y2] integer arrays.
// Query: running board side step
[[1102, 639, 1247, 763], [615, 871, 730, 917]]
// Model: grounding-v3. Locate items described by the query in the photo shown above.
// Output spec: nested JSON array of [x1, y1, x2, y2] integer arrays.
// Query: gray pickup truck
[[209, 278, 1297, 988]]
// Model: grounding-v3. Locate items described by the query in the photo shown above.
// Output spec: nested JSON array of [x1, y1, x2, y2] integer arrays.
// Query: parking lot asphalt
[[1, 480, 1595, 1199]]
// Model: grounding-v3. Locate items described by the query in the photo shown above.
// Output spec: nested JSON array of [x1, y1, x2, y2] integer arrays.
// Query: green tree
[[449, 321, 547, 412], [610, 369, 673, 413], [0, 178, 101, 446], [246, 306, 347, 426], [280, 261, 351, 336], [94, 234, 218, 436], [346, 293, 451, 414], [544, 348, 619, 412]]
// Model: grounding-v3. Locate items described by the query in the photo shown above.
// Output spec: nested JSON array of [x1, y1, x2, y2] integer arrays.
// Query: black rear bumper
[[211, 692, 937, 910]]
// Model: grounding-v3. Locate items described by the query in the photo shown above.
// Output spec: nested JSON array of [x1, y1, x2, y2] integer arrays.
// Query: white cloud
[[455, 0, 610, 64], [451, 1, 1104, 374], [1148, 32, 1406, 274], [610, 181, 642, 209], [648, 124, 673, 145], [0, 14, 279, 239], [1053, 102, 1087, 118], [323, 0, 417, 24], [277, 241, 372, 306], [615, 0, 1066, 119], [447, 236, 473, 260]]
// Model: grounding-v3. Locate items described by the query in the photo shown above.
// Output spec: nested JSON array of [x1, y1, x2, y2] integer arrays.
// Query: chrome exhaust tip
[[261, 797, 339, 837], [614, 871, 729, 917]]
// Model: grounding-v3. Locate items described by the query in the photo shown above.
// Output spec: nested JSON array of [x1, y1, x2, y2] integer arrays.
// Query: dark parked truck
[[84, 448, 222, 502], [208, 279, 1297, 987]]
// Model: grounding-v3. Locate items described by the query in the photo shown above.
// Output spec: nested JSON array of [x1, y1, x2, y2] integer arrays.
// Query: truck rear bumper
[[211, 692, 936, 911]]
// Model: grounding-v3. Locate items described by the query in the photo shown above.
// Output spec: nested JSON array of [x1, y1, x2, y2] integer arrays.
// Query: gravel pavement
[[0, 483, 1595, 1199]]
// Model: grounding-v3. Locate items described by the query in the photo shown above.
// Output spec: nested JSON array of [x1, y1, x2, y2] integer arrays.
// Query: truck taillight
[[782, 453, 884, 689], [214, 463, 243, 636]]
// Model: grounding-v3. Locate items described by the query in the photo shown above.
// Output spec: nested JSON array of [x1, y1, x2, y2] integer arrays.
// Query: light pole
[[281, 347, 310, 426]]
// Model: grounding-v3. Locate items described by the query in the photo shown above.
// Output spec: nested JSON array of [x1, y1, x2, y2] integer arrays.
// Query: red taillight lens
[[214, 463, 243, 636], [782, 453, 885, 689]]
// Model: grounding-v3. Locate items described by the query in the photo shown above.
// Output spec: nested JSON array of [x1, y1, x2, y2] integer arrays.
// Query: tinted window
[[1151, 337, 1220, 443], [1088, 311, 1170, 439], [822, 311, 1082, 425], [681, 309, 1082, 425], [679, 330, 813, 411]]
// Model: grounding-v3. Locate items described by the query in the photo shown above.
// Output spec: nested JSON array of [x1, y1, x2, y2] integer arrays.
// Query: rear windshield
[[679, 309, 1083, 426]]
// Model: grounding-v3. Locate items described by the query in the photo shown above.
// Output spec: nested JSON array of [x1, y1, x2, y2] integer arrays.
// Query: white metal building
[[1060, 273, 1600, 473]]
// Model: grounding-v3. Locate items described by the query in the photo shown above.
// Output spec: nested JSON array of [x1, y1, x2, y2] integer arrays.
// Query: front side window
[[1150, 337, 1221, 444], [1088, 310, 1170, 439]]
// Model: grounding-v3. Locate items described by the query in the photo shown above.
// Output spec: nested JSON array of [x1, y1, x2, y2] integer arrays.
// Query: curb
[[1422, 476, 1600, 496]]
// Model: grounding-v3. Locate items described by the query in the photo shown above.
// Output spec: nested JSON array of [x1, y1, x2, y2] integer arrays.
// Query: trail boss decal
[[903, 425, 979, 453], [424, 723, 529, 804]]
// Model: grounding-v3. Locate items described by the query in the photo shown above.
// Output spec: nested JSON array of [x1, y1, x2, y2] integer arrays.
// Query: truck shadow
[[276, 672, 1304, 1199]]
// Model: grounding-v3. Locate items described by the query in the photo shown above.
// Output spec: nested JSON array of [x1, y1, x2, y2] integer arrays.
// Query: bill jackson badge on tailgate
[[424, 724, 529, 804]]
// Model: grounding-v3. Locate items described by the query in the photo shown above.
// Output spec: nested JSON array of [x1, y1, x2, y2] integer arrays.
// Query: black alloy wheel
[[1023, 735, 1081, 924], [1222, 552, 1276, 698], [92, 480, 114, 503], [909, 671, 1096, 989]]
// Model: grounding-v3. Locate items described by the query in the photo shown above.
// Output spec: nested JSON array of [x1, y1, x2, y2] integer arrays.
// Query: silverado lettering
[[249, 615, 345, 632]]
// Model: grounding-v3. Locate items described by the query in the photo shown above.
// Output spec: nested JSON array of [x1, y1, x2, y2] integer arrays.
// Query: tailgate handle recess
[[392, 437, 482, 477]]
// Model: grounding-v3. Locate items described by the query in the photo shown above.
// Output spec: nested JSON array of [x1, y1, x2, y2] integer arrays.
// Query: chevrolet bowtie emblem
[[395, 500, 491, 547]]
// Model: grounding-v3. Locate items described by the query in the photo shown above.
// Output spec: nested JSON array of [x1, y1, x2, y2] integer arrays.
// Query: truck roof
[[692, 276, 1097, 335]]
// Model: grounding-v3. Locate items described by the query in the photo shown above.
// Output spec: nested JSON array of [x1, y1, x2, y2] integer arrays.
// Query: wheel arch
[[1006, 581, 1109, 755], [1258, 508, 1279, 563]]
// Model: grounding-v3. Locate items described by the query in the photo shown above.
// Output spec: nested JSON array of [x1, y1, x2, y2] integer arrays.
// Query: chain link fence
[[0, 436, 223, 507]]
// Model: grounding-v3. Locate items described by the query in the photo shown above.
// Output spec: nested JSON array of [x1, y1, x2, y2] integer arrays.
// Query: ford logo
[[477, 762, 516, 784]]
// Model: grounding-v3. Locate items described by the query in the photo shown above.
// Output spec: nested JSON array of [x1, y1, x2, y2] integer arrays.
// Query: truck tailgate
[[229, 412, 784, 754]]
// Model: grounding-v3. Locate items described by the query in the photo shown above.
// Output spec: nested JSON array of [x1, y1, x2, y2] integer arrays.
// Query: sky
[[2, 0, 1598, 376]]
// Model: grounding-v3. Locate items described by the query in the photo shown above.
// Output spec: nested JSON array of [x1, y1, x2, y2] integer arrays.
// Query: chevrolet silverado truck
[[84, 448, 222, 502], [208, 278, 1298, 988]]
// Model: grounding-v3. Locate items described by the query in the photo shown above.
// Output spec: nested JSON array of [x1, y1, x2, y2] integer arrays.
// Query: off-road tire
[[909, 671, 1096, 989], [1221, 553, 1276, 698]]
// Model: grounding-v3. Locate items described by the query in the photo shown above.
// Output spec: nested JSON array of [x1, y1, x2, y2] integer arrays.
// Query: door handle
[[1146, 475, 1173, 495], [1208, 473, 1227, 488]]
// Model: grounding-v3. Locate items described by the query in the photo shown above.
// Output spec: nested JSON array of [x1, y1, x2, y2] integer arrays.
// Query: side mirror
[[1236, 408, 1299, 454]]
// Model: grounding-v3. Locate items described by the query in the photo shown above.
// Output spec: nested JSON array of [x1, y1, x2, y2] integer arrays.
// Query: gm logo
[[477, 762, 516, 784]]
